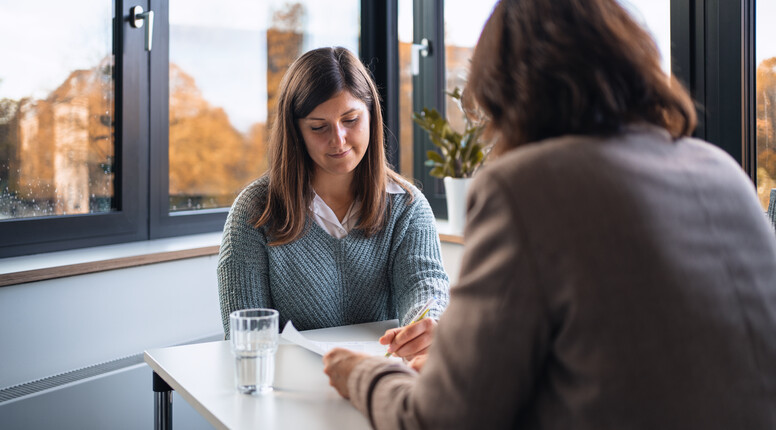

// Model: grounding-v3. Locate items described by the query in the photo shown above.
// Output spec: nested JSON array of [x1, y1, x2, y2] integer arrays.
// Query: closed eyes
[[309, 117, 360, 132]]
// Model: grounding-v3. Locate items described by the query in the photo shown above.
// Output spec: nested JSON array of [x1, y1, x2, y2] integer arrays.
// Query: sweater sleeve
[[217, 182, 273, 339], [390, 192, 450, 326]]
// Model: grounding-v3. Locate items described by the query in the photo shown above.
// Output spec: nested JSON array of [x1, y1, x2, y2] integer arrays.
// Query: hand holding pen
[[380, 297, 437, 361]]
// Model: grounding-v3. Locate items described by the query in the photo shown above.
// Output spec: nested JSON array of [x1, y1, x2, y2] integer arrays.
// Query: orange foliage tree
[[168, 64, 265, 208], [756, 57, 776, 208]]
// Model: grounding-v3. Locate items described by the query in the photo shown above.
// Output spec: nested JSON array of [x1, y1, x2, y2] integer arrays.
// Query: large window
[[150, 0, 360, 238], [0, 0, 362, 256], [1, 0, 770, 256]]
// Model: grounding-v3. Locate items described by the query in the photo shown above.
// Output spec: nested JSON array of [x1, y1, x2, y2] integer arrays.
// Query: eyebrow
[[304, 108, 361, 121]]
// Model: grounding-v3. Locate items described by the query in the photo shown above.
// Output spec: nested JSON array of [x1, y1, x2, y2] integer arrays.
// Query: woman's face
[[298, 91, 370, 180]]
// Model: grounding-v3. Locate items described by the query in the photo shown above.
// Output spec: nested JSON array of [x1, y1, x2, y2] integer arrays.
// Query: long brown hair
[[254, 47, 410, 245], [467, 0, 697, 153]]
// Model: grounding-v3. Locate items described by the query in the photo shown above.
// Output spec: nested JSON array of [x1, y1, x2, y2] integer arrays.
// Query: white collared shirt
[[310, 180, 406, 239]]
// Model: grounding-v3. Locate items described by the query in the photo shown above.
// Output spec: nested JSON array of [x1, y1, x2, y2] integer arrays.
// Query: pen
[[385, 297, 436, 357]]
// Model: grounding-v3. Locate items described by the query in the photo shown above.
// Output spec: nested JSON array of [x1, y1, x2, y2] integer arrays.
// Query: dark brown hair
[[467, 0, 697, 152], [254, 47, 410, 245]]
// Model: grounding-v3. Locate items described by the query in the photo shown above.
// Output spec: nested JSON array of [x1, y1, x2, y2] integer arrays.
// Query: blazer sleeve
[[217, 190, 272, 340], [348, 169, 552, 429], [389, 194, 450, 325]]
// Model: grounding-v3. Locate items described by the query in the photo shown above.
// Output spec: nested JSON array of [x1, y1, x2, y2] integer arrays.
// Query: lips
[[328, 149, 351, 159]]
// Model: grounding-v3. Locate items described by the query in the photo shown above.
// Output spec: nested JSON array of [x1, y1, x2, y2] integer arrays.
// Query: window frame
[[410, 0, 447, 218], [147, 0, 230, 239], [0, 0, 149, 258], [671, 0, 755, 180]]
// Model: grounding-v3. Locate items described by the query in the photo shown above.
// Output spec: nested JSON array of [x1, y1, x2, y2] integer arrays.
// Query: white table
[[144, 319, 398, 430]]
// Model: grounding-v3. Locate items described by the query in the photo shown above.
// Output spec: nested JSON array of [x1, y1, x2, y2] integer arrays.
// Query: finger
[[379, 328, 401, 345], [406, 346, 430, 363], [390, 319, 434, 351], [392, 330, 433, 358]]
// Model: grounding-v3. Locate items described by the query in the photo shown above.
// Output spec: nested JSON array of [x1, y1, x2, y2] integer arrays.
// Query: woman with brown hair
[[218, 47, 449, 360], [323, 0, 776, 428]]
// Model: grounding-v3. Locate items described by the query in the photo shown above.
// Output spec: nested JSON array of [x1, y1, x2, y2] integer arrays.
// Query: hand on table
[[323, 348, 369, 399], [380, 318, 437, 361]]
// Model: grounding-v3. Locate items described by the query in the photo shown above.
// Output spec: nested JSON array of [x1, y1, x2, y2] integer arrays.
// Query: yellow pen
[[385, 297, 436, 357]]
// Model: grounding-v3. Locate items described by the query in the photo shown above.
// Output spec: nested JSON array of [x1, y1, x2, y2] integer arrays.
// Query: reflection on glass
[[444, 1, 498, 141], [756, 0, 776, 211], [398, 0, 414, 178], [168, 0, 360, 212], [0, 2, 115, 220]]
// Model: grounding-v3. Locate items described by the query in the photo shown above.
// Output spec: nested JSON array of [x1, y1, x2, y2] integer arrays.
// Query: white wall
[[0, 255, 223, 389]]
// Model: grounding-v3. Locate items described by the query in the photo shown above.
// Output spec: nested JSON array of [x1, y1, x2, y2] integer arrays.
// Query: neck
[[312, 170, 356, 215]]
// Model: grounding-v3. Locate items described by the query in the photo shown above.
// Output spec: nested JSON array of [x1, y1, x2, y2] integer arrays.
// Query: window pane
[[168, 0, 360, 213], [756, 0, 776, 211], [443, 0, 497, 146], [619, 0, 671, 75], [0, 2, 115, 219]]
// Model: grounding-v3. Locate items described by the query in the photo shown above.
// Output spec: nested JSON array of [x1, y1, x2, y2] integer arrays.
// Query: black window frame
[[672, 0, 756, 180]]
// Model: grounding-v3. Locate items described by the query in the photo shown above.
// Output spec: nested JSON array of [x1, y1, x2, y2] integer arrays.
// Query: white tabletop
[[144, 319, 399, 430]]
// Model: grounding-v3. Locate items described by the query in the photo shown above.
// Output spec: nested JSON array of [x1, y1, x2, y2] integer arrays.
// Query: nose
[[331, 123, 347, 146]]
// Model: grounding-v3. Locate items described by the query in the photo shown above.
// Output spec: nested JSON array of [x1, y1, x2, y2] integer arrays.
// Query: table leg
[[153, 371, 173, 430]]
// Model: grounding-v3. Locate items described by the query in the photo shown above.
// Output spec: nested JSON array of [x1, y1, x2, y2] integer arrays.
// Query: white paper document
[[281, 321, 388, 356]]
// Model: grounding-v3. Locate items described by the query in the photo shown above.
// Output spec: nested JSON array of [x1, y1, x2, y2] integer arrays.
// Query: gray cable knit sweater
[[217, 176, 450, 338]]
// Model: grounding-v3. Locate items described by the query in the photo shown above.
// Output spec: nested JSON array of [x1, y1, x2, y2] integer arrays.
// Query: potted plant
[[413, 87, 489, 233]]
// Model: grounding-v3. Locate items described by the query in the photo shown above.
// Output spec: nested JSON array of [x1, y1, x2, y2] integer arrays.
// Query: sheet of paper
[[281, 321, 388, 357]]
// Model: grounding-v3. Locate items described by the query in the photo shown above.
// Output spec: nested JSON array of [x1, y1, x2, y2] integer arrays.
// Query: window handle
[[130, 6, 154, 51], [411, 38, 431, 76]]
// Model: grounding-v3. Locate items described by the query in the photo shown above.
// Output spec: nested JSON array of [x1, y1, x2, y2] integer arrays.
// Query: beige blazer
[[347, 126, 776, 429]]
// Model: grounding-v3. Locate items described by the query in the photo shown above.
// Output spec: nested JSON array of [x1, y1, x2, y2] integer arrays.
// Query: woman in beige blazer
[[323, 0, 776, 428]]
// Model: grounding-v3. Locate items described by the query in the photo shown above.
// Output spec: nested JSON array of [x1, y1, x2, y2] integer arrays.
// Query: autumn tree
[[756, 57, 776, 208], [168, 63, 263, 208], [266, 3, 305, 133]]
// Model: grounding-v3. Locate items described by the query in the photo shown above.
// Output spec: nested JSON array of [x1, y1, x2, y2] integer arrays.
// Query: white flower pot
[[443, 176, 473, 234]]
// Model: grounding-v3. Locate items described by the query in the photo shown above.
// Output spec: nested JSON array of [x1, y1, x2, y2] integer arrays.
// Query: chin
[[328, 160, 360, 174]]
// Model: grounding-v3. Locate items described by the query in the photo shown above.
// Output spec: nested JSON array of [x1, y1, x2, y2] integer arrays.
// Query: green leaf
[[472, 149, 484, 165], [429, 166, 446, 178], [414, 91, 490, 179], [426, 150, 445, 163]]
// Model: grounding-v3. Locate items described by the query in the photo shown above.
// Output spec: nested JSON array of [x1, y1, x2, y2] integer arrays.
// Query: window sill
[[0, 232, 222, 287], [435, 220, 464, 245], [0, 219, 463, 288]]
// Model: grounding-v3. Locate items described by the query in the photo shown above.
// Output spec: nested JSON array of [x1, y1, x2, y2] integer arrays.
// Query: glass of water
[[229, 308, 279, 394]]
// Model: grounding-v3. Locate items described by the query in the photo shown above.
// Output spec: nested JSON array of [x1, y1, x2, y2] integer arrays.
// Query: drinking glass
[[229, 308, 279, 394]]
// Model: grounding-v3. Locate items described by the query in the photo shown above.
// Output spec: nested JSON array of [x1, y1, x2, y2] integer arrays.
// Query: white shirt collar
[[310, 179, 406, 238]]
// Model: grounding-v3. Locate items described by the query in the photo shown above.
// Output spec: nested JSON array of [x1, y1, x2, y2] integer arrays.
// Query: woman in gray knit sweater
[[217, 47, 449, 361]]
